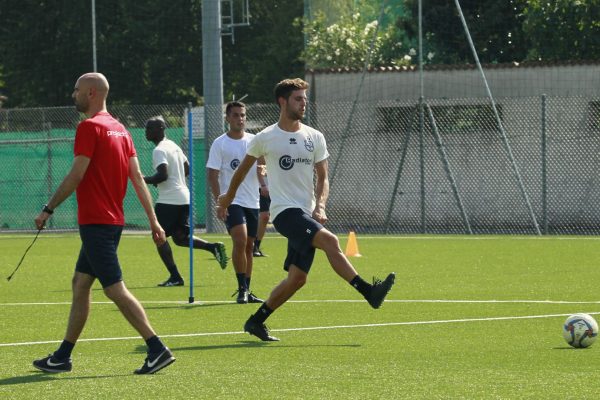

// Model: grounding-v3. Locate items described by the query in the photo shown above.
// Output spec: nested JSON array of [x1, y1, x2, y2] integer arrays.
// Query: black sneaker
[[253, 248, 267, 257], [158, 278, 184, 287], [232, 289, 248, 304], [244, 317, 279, 341], [247, 292, 264, 303], [134, 347, 176, 375], [33, 354, 72, 373], [367, 272, 396, 309], [213, 242, 228, 269]]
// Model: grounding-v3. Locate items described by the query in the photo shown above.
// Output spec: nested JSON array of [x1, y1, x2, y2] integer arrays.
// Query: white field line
[[2, 298, 600, 307], [2, 311, 599, 348], [161, 235, 600, 241], [3, 234, 600, 241]]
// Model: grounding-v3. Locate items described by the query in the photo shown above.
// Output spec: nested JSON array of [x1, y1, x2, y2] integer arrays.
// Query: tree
[[0, 0, 303, 107], [300, 0, 410, 69], [221, 0, 304, 103], [0, 0, 204, 107], [520, 0, 600, 61], [2, 0, 596, 108], [93, 0, 204, 105], [0, 0, 91, 107], [301, 11, 403, 69], [399, 0, 529, 65]]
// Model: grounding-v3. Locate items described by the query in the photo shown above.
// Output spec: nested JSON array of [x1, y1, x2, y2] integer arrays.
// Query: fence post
[[419, 96, 426, 233], [45, 121, 53, 229], [541, 94, 548, 234]]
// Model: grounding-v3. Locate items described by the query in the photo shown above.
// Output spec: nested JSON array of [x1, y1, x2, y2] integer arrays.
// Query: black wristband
[[42, 204, 54, 214]]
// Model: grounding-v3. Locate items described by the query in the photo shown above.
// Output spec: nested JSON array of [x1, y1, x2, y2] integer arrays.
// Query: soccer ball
[[562, 314, 598, 348]]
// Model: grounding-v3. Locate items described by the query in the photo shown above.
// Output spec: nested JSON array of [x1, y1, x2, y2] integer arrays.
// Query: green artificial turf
[[1, 233, 599, 399]]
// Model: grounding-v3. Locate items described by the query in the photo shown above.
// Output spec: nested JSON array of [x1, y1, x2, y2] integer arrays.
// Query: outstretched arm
[[35, 155, 90, 229], [129, 156, 166, 245], [216, 154, 257, 220]]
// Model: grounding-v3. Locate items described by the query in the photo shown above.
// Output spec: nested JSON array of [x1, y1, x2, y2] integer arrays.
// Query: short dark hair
[[225, 101, 246, 115], [274, 78, 309, 104], [145, 115, 166, 131]]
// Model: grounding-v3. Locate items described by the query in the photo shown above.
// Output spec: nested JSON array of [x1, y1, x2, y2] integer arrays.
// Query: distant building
[[301, 61, 600, 234], [307, 60, 600, 102]]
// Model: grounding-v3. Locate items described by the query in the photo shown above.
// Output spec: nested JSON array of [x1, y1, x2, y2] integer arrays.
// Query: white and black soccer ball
[[562, 314, 598, 348]]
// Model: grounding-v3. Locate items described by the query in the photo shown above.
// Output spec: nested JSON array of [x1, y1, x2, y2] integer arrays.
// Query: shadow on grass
[[66, 300, 237, 314], [116, 302, 235, 312], [49, 284, 218, 293], [0, 372, 127, 386], [130, 341, 359, 355], [168, 342, 361, 352]]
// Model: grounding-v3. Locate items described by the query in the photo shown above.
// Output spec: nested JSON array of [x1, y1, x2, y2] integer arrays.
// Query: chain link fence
[[313, 95, 600, 234], [2, 96, 599, 234], [0, 104, 195, 231]]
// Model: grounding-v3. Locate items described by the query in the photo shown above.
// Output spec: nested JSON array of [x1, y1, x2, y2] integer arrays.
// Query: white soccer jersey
[[247, 123, 329, 220], [206, 132, 260, 209], [153, 139, 189, 205]]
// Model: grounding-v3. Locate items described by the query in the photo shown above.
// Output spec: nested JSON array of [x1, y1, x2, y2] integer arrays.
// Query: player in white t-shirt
[[217, 79, 396, 342], [143, 116, 227, 287], [207, 102, 264, 304]]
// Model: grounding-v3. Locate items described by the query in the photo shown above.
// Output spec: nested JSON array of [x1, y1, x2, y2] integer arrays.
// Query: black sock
[[245, 276, 251, 291], [145, 335, 165, 354], [157, 242, 181, 279], [254, 239, 261, 250], [251, 303, 274, 324], [53, 340, 75, 360], [192, 238, 213, 252], [349, 275, 371, 298], [236, 273, 247, 291]]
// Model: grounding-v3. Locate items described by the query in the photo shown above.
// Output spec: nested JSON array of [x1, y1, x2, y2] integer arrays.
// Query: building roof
[[307, 59, 600, 74]]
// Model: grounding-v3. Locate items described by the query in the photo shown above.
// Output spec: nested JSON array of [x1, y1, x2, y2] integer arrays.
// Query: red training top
[[73, 111, 136, 225]]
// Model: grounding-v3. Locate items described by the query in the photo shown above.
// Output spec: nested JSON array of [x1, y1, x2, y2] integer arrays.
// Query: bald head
[[73, 72, 109, 115], [79, 72, 109, 94]]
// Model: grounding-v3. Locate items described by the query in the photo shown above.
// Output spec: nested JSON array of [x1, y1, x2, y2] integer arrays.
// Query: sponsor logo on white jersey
[[279, 155, 312, 170]]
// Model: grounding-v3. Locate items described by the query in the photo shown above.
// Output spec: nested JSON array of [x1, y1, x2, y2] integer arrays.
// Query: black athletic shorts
[[272, 208, 323, 273], [225, 204, 259, 238], [259, 191, 271, 213], [75, 224, 123, 288], [155, 203, 190, 237]]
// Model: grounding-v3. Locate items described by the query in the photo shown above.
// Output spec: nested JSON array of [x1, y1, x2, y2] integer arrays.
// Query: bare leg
[[229, 224, 248, 276], [264, 265, 307, 311], [245, 235, 255, 278], [64, 272, 95, 343], [311, 228, 358, 282], [256, 211, 269, 242], [103, 281, 156, 340]]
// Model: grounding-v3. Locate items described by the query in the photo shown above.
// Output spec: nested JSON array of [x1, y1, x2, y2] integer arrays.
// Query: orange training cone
[[344, 230, 362, 257]]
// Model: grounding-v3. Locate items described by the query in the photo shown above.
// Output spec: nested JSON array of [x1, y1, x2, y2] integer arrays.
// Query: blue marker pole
[[187, 103, 195, 303]]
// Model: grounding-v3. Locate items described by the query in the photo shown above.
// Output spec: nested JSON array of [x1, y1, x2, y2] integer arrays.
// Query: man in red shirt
[[32, 72, 175, 375]]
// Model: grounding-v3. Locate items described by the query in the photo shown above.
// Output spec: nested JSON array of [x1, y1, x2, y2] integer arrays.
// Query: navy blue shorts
[[155, 203, 189, 237], [226, 204, 259, 238], [272, 208, 323, 273], [75, 224, 123, 288], [259, 191, 271, 213]]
